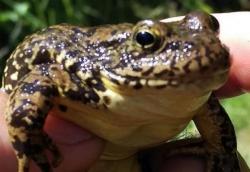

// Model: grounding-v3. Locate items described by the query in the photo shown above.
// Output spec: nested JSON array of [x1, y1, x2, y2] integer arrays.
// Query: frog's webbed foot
[[4, 65, 69, 172]]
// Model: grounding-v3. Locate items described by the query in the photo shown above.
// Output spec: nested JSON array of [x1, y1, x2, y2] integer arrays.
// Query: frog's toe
[[17, 155, 29, 172], [29, 131, 62, 171], [31, 153, 52, 172], [12, 130, 62, 172], [45, 135, 63, 167]]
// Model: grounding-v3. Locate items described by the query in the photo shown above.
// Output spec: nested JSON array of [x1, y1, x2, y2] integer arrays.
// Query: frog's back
[[2, 23, 133, 93]]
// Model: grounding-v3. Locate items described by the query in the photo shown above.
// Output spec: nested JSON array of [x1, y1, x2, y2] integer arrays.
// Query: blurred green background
[[0, 0, 249, 167]]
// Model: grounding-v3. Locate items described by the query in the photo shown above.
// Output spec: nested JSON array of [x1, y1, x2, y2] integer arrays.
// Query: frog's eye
[[134, 30, 161, 50], [135, 31, 155, 47]]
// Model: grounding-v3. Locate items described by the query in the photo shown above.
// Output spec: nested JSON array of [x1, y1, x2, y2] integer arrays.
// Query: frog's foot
[[11, 128, 62, 172]]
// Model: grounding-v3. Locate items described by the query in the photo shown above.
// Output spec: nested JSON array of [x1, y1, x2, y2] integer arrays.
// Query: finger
[[214, 12, 250, 97], [0, 91, 17, 172]]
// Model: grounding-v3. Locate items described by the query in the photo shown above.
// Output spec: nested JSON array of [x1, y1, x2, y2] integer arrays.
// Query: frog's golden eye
[[134, 29, 161, 51], [133, 20, 165, 51], [135, 31, 156, 47]]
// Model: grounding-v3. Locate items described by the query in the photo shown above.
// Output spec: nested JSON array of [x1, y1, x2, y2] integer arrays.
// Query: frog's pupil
[[136, 31, 155, 46]]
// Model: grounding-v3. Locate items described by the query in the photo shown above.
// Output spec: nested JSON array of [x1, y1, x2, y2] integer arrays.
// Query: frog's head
[[103, 11, 230, 94]]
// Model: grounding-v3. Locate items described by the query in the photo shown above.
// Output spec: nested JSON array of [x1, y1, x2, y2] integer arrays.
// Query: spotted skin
[[2, 11, 242, 172]]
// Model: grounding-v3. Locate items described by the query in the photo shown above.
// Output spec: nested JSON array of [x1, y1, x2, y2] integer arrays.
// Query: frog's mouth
[[101, 68, 229, 90]]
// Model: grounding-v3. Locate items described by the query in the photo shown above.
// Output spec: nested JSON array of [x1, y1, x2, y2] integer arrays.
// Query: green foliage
[[222, 94, 250, 131], [222, 94, 250, 166]]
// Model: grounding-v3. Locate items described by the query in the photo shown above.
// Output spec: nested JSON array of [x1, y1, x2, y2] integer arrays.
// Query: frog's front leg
[[4, 64, 77, 172], [193, 94, 240, 171]]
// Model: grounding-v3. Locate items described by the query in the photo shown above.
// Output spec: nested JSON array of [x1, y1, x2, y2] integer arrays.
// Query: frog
[[2, 11, 241, 172]]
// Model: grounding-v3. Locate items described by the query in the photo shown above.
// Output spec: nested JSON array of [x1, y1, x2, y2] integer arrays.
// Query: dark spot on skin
[[50, 66, 58, 71], [195, 56, 202, 68], [39, 64, 50, 76], [110, 78, 120, 85], [154, 69, 174, 78], [111, 30, 117, 36], [65, 87, 101, 104], [131, 65, 143, 72], [16, 67, 30, 79], [133, 82, 143, 89], [68, 62, 79, 73], [89, 90, 100, 103], [65, 89, 82, 101], [10, 109, 36, 128], [32, 49, 53, 65], [155, 84, 167, 89], [20, 81, 39, 94], [86, 77, 106, 92], [58, 104, 68, 112], [142, 67, 154, 76], [12, 136, 26, 158], [20, 81, 58, 97], [66, 50, 80, 58], [55, 41, 70, 51], [66, 87, 100, 104], [85, 27, 97, 37], [183, 61, 192, 73], [103, 104, 108, 109], [103, 96, 111, 105], [23, 48, 33, 58], [70, 34, 80, 43], [166, 41, 181, 51], [72, 27, 95, 38], [21, 99, 36, 106]]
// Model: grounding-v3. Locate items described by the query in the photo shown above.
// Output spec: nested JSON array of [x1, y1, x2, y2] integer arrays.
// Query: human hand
[[213, 12, 250, 97], [0, 12, 250, 172]]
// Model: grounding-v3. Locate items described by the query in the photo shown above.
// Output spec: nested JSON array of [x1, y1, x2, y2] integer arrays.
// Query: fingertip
[[41, 114, 104, 172], [213, 12, 250, 97]]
